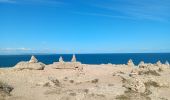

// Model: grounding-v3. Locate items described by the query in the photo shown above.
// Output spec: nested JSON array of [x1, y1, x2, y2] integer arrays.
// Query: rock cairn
[[127, 59, 134, 67], [165, 61, 169, 66], [71, 54, 76, 62], [29, 55, 38, 63], [59, 56, 64, 63], [14, 55, 45, 70]]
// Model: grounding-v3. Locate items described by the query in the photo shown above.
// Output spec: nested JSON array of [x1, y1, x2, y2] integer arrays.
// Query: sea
[[0, 53, 170, 68]]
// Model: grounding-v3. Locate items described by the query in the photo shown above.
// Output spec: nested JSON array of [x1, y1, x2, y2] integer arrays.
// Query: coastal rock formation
[[14, 56, 45, 70], [52, 62, 83, 71], [127, 59, 134, 67], [71, 54, 76, 62]]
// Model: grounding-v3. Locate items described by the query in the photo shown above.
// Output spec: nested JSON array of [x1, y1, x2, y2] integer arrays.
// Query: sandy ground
[[0, 64, 170, 100]]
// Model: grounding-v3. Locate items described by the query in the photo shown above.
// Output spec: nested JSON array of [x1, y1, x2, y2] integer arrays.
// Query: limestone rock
[[127, 59, 134, 67], [14, 62, 45, 70], [165, 61, 169, 66], [123, 77, 146, 93], [156, 60, 162, 66], [129, 68, 139, 77], [71, 54, 76, 62], [52, 62, 83, 71], [138, 61, 147, 68], [29, 55, 38, 63], [59, 56, 64, 63]]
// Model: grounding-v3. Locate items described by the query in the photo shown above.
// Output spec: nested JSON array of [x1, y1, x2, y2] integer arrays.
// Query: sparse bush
[[144, 81, 160, 87], [83, 89, 89, 94], [69, 92, 76, 96], [69, 80, 74, 83], [0, 81, 13, 94], [139, 70, 160, 76], [91, 79, 99, 84]]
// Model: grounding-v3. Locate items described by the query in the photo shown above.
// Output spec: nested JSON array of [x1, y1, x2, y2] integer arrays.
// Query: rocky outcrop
[[52, 62, 83, 71], [122, 76, 146, 93], [14, 56, 45, 70], [127, 59, 134, 67]]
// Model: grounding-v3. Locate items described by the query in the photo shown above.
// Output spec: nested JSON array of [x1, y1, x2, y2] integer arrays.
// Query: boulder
[[14, 62, 45, 70], [127, 59, 134, 67], [71, 54, 76, 62], [14, 56, 45, 70], [52, 62, 83, 71]]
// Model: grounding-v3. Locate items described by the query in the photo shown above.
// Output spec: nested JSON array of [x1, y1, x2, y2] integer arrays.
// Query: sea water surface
[[0, 53, 170, 68]]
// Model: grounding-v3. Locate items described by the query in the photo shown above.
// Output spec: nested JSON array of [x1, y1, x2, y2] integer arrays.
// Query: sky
[[0, 0, 170, 54]]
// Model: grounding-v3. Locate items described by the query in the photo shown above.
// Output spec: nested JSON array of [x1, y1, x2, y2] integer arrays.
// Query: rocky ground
[[0, 56, 170, 100]]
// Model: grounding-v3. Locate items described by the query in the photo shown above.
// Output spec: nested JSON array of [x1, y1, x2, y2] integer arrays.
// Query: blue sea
[[0, 53, 170, 68]]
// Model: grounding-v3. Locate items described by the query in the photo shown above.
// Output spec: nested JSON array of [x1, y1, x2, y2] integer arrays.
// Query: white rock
[[156, 60, 162, 66], [71, 54, 76, 62], [123, 77, 146, 93], [127, 59, 134, 67], [29, 56, 38, 63], [59, 56, 64, 63], [165, 61, 169, 66]]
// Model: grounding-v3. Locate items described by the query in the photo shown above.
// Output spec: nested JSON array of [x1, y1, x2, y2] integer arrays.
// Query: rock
[[14, 55, 45, 70], [59, 56, 64, 63], [123, 77, 146, 93], [71, 54, 76, 62], [29, 55, 38, 63], [129, 68, 139, 77], [127, 59, 134, 67], [156, 60, 162, 66], [165, 61, 169, 66], [14, 62, 45, 70], [52, 62, 83, 70], [138, 61, 146, 68]]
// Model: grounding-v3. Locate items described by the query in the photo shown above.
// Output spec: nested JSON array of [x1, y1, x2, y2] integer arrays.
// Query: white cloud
[[0, 48, 33, 51]]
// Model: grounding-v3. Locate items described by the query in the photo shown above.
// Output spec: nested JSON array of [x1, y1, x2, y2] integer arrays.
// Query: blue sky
[[0, 0, 170, 54]]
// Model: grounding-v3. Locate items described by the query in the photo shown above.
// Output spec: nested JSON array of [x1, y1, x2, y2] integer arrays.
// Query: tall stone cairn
[[59, 56, 64, 63], [156, 60, 162, 66], [71, 54, 76, 62], [127, 59, 134, 67], [29, 55, 38, 63], [165, 61, 169, 66]]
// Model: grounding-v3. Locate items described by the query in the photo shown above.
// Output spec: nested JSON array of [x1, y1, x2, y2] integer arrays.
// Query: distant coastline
[[0, 53, 170, 67]]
